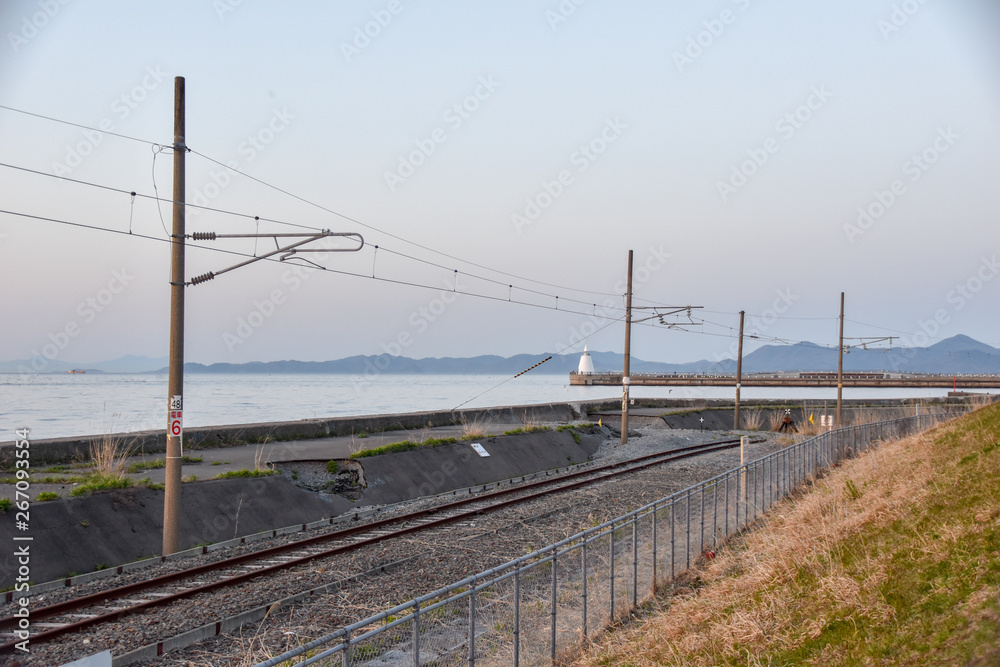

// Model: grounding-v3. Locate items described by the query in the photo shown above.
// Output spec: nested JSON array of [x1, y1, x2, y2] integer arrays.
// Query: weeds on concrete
[[503, 426, 551, 436], [557, 424, 582, 444], [460, 417, 490, 440], [210, 469, 278, 480], [741, 408, 765, 431], [350, 437, 458, 459], [71, 422, 138, 496], [767, 410, 785, 431]]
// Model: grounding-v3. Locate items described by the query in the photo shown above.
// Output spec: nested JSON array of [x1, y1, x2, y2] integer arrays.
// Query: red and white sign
[[169, 395, 183, 437], [169, 410, 183, 436]]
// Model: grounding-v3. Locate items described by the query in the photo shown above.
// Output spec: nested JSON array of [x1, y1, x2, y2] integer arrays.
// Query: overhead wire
[[0, 104, 162, 146], [0, 158, 629, 314], [187, 148, 627, 299], [0, 103, 628, 299], [0, 207, 631, 322]]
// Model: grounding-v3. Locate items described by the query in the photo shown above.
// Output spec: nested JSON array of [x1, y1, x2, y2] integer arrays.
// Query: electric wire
[[0, 207, 628, 322], [0, 108, 946, 352], [0, 159, 628, 314], [0, 112, 937, 360], [0, 161, 321, 232], [188, 148, 627, 299], [845, 318, 943, 343], [150, 145, 171, 236], [0, 104, 162, 146], [7, 203, 903, 354]]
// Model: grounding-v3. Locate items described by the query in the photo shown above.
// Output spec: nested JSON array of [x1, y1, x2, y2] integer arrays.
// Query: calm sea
[[0, 373, 981, 441]]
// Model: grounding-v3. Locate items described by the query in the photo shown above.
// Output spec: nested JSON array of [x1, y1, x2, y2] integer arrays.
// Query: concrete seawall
[[0, 396, 966, 465], [0, 401, 583, 466]]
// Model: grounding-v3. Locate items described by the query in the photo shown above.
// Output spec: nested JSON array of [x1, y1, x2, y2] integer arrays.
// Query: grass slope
[[575, 403, 1000, 666]]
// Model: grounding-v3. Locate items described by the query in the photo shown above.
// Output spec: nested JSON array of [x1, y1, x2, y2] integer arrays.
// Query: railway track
[[0, 436, 754, 652]]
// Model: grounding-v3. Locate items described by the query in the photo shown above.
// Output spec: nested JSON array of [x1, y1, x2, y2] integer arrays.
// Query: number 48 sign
[[169, 395, 183, 437]]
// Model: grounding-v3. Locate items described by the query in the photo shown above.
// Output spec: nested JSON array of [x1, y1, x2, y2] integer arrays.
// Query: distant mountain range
[[2, 335, 998, 375]]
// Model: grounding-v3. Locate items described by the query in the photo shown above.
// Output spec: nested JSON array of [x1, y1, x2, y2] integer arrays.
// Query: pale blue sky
[[2, 0, 998, 366]]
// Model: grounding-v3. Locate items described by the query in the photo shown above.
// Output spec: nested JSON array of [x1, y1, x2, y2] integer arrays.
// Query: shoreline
[[0, 395, 967, 465]]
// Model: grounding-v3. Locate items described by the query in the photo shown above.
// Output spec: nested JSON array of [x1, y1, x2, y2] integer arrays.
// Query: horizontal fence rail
[[256, 412, 952, 667]]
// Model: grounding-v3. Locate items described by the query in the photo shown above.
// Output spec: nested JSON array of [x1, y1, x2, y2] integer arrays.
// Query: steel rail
[[0, 436, 751, 651]]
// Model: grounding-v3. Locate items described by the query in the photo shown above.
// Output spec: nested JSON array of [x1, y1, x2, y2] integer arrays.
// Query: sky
[[2, 0, 999, 368]]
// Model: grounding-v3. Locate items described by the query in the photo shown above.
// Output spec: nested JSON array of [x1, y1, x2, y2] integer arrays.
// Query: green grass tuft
[[503, 426, 552, 436], [557, 424, 581, 444], [36, 492, 60, 501], [71, 474, 133, 496], [127, 458, 165, 473], [210, 468, 278, 479], [349, 437, 458, 459]]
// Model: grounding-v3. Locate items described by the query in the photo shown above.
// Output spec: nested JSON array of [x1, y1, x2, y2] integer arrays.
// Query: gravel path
[[10, 425, 792, 666]]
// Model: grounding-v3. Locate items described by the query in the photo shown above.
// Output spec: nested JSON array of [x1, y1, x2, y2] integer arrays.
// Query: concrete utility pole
[[837, 291, 845, 429], [621, 250, 633, 445], [734, 310, 745, 429], [163, 76, 186, 556]]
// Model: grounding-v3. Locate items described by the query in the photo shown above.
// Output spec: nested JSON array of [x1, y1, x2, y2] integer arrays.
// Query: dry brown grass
[[796, 405, 824, 436], [849, 407, 882, 426], [740, 408, 765, 431], [520, 413, 547, 430], [88, 424, 138, 481], [767, 410, 785, 431], [460, 416, 490, 440], [571, 409, 998, 666]]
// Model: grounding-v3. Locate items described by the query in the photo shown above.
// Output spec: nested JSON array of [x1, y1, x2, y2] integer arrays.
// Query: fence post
[[412, 600, 420, 667], [737, 464, 743, 530], [699, 485, 706, 557], [610, 523, 616, 624], [652, 504, 658, 589], [581, 540, 587, 641], [343, 632, 352, 667], [712, 481, 719, 548], [632, 515, 639, 607], [551, 547, 557, 663], [781, 450, 786, 498], [670, 501, 675, 580], [686, 490, 692, 571], [468, 579, 476, 667], [514, 564, 521, 667], [725, 473, 730, 538]]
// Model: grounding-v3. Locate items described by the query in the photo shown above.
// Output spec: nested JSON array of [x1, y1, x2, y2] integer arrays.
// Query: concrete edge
[[110, 557, 416, 667], [4, 396, 942, 465], [0, 401, 588, 465]]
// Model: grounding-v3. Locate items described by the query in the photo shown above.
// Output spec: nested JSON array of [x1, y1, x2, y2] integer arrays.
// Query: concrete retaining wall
[[355, 428, 601, 506], [0, 476, 353, 586], [0, 402, 582, 466], [0, 428, 601, 586], [3, 396, 963, 466]]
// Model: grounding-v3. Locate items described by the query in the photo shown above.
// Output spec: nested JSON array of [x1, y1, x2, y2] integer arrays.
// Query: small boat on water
[[67, 369, 86, 374]]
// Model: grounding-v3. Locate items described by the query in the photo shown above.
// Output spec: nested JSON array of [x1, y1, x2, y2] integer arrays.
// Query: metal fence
[[257, 412, 952, 667]]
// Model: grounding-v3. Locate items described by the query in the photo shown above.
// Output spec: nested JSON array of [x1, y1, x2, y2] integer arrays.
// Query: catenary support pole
[[621, 250, 633, 445], [837, 292, 845, 428], [734, 310, 745, 429], [163, 76, 186, 556]]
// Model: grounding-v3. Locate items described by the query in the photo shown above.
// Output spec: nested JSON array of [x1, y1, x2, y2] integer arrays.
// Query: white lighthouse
[[577, 346, 596, 374]]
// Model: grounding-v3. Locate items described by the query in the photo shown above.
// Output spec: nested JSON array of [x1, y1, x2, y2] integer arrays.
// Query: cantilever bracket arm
[[631, 305, 703, 326], [185, 230, 364, 286]]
